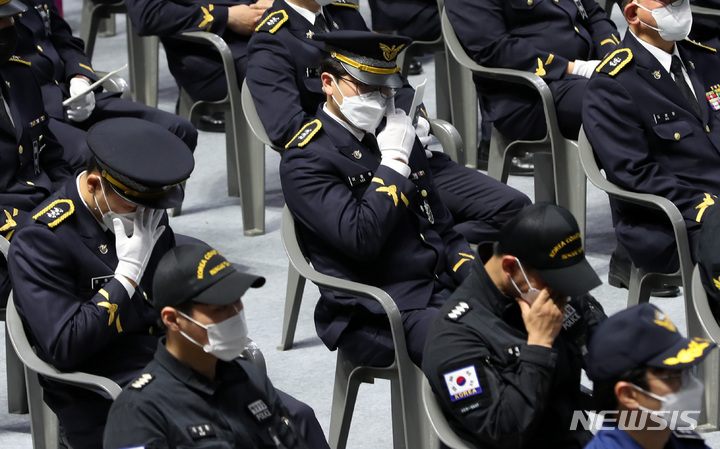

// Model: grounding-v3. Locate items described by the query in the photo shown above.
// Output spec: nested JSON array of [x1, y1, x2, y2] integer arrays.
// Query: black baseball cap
[[152, 244, 265, 310], [0, 0, 27, 17], [313, 30, 411, 89], [498, 203, 601, 296], [585, 303, 717, 382], [86, 118, 194, 209]]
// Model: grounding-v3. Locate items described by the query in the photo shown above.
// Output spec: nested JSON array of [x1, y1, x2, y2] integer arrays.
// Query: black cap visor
[[0, 0, 27, 17], [192, 267, 266, 306], [535, 258, 602, 297], [342, 63, 404, 89]]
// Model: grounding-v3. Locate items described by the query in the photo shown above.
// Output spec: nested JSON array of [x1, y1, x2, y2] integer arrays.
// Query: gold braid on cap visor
[[331, 52, 401, 75]]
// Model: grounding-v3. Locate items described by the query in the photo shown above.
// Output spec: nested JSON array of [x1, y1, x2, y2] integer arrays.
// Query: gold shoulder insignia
[[329, 1, 360, 9], [130, 373, 154, 390], [8, 56, 31, 66], [596, 48, 633, 77], [256, 10, 289, 33], [0, 208, 19, 241], [285, 119, 322, 149], [683, 38, 717, 53], [33, 199, 74, 228]]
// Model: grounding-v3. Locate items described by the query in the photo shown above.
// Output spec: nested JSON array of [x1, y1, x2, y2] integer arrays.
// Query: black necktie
[[362, 133, 381, 160], [315, 13, 329, 32], [670, 55, 701, 118], [0, 89, 15, 136]]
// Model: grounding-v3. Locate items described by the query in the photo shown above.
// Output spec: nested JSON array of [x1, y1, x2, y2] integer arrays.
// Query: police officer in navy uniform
[[8, 117, 194, 448], [125, 0, 272, 106], [585, 303, 717, 449], [422, 203, 605, 449], [14, 0, 198, 171], [582, 0, 720, 278], [445, 0, 620, 141], [281, 31, 475, 367], [104, 244, 323, 449], [248, 1, 530, 244], [0, 0, 73, 305]]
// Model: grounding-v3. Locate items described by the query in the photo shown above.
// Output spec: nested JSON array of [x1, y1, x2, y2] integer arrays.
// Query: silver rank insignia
[[352, 150, 362, 159], [652, 70, 661, 80], [306, 30, 314, 39], [447, 301, 470, 320], [98, 244, 108, 254], [130, 373, 154, 389]]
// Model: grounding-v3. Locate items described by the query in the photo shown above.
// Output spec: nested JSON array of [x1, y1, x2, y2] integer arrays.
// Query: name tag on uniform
[[653, 111, 678, 124], [347, 171, 373, 187], [91, 275, 114, 291], [248, 399, 272, 423], [187, 424, 216, 441]]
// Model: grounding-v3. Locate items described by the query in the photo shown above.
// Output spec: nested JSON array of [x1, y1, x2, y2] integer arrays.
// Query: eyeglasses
[[339, 77, 397, 99], [647, 0, 685, 7], [647, 366, 697, 388]]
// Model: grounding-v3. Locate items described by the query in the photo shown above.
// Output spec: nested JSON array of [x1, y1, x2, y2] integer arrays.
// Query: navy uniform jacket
[[582, 35, 720, 272], [445, 0, 619, 122], [247, 0, 370, 147], [423, 253, 606, 449], [0, 57, 71, 213], [104, 340, 309, 449], [126, 0, 255, 102], [691, 0, 720, 46], [280, 108, 474, 350], [367, 0, 440, 42], [586, 427, 709, 449], [8, 177, 174, 384]]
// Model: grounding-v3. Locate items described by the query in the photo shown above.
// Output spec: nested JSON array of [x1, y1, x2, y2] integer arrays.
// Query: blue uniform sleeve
[[8, 225, 160, 371], [104, 392, 168, 449]]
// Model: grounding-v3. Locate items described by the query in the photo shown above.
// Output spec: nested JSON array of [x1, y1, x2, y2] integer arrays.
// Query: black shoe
[[408, 57, 423, 76], [197, 112, 225, 133], [477, 144, 534, 176], [608, 249, 681, 298]]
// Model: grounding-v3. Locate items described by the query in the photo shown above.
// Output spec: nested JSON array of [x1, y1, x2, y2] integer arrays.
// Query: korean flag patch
[[444, 365, 482, 402]]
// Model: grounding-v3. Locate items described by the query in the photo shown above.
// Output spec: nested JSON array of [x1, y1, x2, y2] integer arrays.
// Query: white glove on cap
[[67, 77, 96, 122], [114, 208, 166, 286], [572, 60, 601, 79]]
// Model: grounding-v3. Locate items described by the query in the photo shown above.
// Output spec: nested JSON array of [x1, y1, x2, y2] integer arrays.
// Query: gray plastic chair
[[1, 235, 26, 415], [80, 0, 159, 107], [276, 119, 463, 351], [691, 4, 720, 19], [169, 31, 266, 235], [421, 376, 474, 449], [689, 265, 720, 431], [440, 9, 585, 237], [280, 206, 437, 449], [577, 126, 692, 307], [6, 295, 122, 449], [240, 79, 283, 153]]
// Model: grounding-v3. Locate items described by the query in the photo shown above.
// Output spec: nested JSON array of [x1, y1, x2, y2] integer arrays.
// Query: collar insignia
[[652, 70, 661, 79]]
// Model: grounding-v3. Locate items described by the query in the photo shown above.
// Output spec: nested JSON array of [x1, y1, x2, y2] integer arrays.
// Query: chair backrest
[[691, 4, 720, 18], [421, 376, 474, 449], [5, 295, 122, 399], [240, 79, 281, 152]]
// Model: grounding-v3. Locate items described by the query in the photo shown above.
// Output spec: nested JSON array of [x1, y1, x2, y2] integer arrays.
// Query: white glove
[[114, 208, 166, 286], [415, 116, 432, 148], [66, 77, 96, 122], [377, 101, 415, 164], [571, 60, 601, 79]]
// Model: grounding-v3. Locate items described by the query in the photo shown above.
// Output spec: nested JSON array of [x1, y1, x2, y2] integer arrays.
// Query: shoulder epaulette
[[33, 199, 74, 228], [446, 301, 471, 321], [285, 119, 322, 149], [596, 48, 633, 77], [8, 56, 31, 67], [130, 373, 154, 390], [329, 0, 359, 9], [0, 208, 19, 241], [256, 10, 289, 33], [683, 38, 717, 53]]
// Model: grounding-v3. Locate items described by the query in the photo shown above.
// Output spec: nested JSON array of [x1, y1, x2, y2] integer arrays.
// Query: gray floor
[[1, 1, 719, 447]]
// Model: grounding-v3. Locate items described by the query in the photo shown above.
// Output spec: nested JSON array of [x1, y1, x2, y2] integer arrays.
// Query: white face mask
[[94, 180, 136, 237], [631, 371, 704, 428], [634, 0, 693, 42], [179, 308, 249, 362], [509, 258, 541, 305], [331, 75, 386, 133]]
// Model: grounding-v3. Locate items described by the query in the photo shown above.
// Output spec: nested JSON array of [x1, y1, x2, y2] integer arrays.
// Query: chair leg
[[533, 152, 556, 203], [390, 379, 407, 449], [434, 49, 452, 123], [554, 141, 587, 241], [446, 55, 477, 169], [127, 22, 159, 108], [6, 323, 27, 414], [26, 368, 59, 449], [329, 354, 365, 449], [278, 263, 306, 351], [626, 265, 645, 307], [233, 106, 266, 236], [487, 127, 508, 182], [80, 2, 101, 59]]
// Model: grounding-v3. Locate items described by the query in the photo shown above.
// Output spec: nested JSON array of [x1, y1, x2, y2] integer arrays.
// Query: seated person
[[15, 0, 198, 171], [125, 0, 272, 107], [582, 0, 720, 279], [585, 302, 717, 449], [8, 117, 194, 448], [695, 206, 720, 323], [280, 31, 474, 368], [247, 0, 530, 244], [690, 0, 720, 48], [0, 0, 73, 304], [445, 0, 620, 141], [423, 202, 606, 449], [104, 243, 327, 449]]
